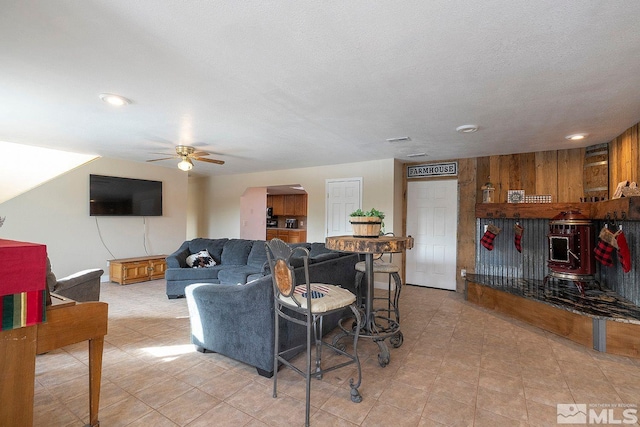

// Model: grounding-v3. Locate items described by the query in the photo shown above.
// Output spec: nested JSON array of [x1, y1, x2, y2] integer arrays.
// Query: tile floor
[[34, 280, 640, 426]]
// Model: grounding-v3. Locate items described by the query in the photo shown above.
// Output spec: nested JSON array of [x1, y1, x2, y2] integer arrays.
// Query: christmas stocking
[[616, 230, 632, 273], [481, 224, 501, 251], [594, 227, 618, 267], [514, 223, 524, 253]]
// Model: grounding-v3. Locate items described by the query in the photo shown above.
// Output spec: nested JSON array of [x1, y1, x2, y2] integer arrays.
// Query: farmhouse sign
[[407, 162, 458, 178]]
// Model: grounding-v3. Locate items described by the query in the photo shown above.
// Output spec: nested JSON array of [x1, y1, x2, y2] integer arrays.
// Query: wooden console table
[[0, 295, 108, 426], [109, 255, 167, 285]]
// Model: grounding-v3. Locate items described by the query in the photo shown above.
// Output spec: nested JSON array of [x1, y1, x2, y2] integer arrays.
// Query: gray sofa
[[184, 245, 359, 377], [165, 238, 344, 299], [46, 257, 103, 303]]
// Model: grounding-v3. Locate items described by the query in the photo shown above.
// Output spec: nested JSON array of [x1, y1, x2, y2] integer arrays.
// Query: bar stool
[[354, 233, 403, 348], [265, 238, 362, 427]]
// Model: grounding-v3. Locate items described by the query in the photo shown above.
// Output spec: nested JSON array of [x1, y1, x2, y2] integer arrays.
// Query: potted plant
[[349, 208, 385, 237]]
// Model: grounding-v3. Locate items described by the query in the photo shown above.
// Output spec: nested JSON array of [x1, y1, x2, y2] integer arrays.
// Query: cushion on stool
[[279, 283, 356, 313], [355, 260, 400, 273]]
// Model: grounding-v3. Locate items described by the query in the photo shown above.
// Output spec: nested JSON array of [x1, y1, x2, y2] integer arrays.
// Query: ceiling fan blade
[[146, 157, 175, 162], [193, 156, 225, 165], [149, 151, 180, 156], [191, 151, 210, 157]]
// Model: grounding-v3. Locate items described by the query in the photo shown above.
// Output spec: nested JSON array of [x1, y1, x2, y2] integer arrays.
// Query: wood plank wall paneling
[[610, 123, 640, 190], [476, 157, 490, 201], [535, 151, 558, 199], [478, 149, 585, 203], [456, 158, 476, 292], [557, 148, 585, 203]]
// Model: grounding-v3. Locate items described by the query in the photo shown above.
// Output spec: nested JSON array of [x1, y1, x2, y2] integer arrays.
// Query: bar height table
[[325, 234, 413, 367]]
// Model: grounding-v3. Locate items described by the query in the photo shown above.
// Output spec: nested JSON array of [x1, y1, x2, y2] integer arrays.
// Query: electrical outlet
[[300, 221, 304, 226], [461, 269, 466, 278]]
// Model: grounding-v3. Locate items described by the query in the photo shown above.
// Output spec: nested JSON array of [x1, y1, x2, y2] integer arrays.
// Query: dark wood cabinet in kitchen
[[266, 229, 278, 241], [269, 194, 306, 216], [265, 228, 306, 243], [271, 195, 285, 216], [284, 195, 296, 216]]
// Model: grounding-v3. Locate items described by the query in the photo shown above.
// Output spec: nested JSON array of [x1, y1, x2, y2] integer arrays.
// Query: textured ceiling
[[1, 1, 640, 177]]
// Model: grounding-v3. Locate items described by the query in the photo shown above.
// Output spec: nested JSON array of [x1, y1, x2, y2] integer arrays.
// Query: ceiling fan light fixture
[[178, 157, 193, 171], [99, 93, 131, 106], [565, 133, 588, 141], [456, 124, 479, 133]]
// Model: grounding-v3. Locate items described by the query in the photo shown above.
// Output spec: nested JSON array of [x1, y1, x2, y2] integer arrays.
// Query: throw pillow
[[186, 250, 216, 268]]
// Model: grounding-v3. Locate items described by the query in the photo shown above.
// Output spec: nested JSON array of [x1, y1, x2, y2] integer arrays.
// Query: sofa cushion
[[205, 239, 228, 264], [165, 265, 225, 281], [247, 241, 268, 268], [309, 242, 332, 258], [221, 239, 254, 265], [187, 238, 228, 264], [309, 252, 340, 263], [218, 266, 262, 285]]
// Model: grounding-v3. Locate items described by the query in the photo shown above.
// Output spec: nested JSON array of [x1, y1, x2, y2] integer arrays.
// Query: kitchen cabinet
[[266, 229, 278, 241], [271, 194, 307, 216], [294, 194, 307, 216], [287, 229, 306, 243], [266, 229, 306, 244], [284, 195, 296, 216], [271, 195, 285, 216]]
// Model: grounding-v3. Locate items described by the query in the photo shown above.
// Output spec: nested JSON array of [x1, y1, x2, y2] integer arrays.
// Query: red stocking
[[481, 224, 501, 251], [594, 227, 617, 267], [514, 223, 524, 253], [616, 230, 632, 273]]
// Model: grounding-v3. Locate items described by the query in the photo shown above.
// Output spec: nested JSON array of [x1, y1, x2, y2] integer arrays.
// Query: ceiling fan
[[146, 145, 225, 171]]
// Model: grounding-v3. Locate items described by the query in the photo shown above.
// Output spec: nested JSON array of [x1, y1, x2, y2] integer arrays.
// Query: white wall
[[0, 157, 188, 278], [240, 187, 267, 240], [206, 159, 397, 242]]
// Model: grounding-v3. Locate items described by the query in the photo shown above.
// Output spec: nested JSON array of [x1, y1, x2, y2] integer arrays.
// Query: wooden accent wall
[[477, 149, 585, 203], [403, 120, 640, 294], [610, 122, 640, 191], [457, 158, 476, 292]]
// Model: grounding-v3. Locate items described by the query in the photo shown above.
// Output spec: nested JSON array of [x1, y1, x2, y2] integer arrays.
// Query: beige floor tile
[[422, 393, 475, 426], [361, 403, 422, 426], [377, 381, 429, 414], [473, 408, 529, 427], [97, 394, 154, 426], [186, 402, 255, 426], [475, 385, 528, 422], [31, 280, 640, 426], [127, 410, 179, 426], [158, 388, 221, 426], [429, 375, 478, 406]]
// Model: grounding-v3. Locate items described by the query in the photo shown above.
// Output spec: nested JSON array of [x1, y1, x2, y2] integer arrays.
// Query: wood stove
[[545, 211, 597, 294]]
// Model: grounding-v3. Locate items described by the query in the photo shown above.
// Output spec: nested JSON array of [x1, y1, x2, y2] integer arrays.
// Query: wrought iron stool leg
[[348, 304, 363, 403]]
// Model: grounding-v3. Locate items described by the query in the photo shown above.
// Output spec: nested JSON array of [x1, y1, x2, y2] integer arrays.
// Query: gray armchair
[[46, 258, 103, 302]]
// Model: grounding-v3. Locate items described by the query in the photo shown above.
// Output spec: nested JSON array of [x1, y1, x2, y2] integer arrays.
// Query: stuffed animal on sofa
[[186, 250, 216, 268]]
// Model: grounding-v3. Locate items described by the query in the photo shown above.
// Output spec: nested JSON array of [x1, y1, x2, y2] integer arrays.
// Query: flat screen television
[[89, 174, 163, 216]]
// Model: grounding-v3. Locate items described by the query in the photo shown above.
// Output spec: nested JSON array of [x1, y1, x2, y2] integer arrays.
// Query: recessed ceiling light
[[386, 137, 412, 143], [407, 153, 427, 158], [456, 124, 479, 133], [99, 93, 131, 106], [565, 133, 588, 141]]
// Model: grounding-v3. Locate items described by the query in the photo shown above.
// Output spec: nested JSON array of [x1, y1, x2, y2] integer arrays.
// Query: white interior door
[[406, 179, 458, 290], [326, 178, 362, 237]]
